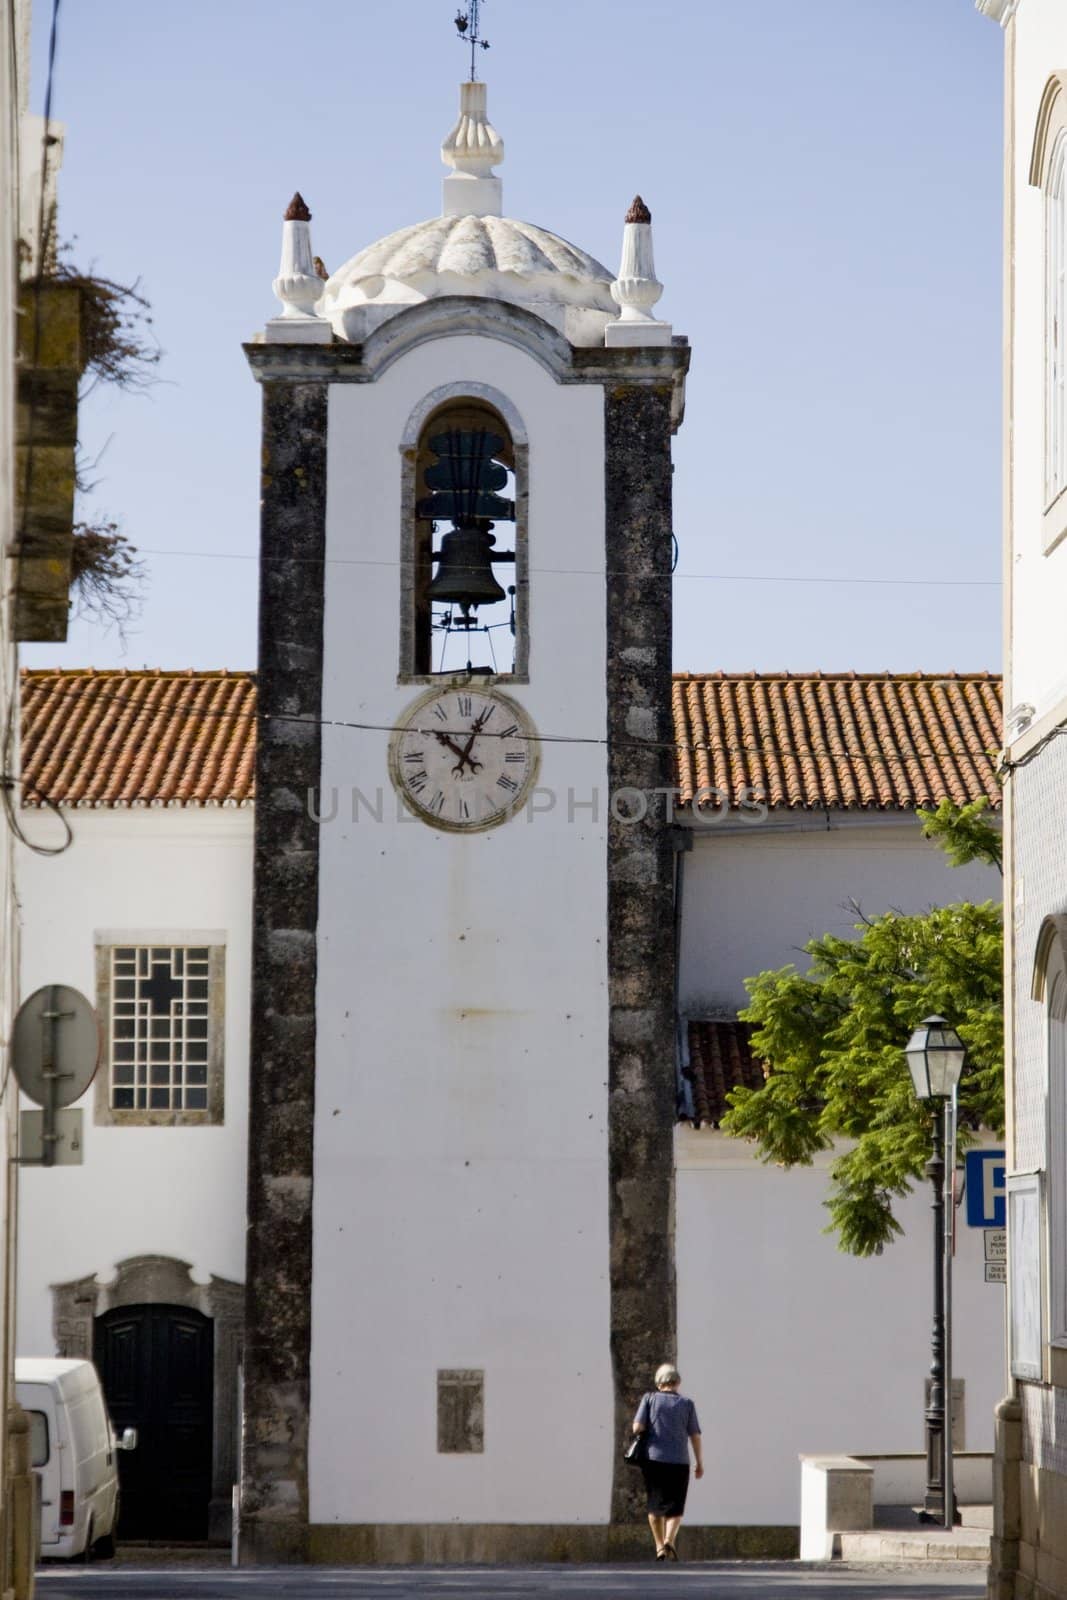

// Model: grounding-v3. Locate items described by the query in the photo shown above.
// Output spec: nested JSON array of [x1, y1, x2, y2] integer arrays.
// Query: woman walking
[[631, 1363, 703, 1561]]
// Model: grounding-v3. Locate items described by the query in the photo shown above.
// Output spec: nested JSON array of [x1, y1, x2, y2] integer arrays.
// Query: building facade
[[16, 667, 1008, 1547], [980, 1, 1067, 1596]]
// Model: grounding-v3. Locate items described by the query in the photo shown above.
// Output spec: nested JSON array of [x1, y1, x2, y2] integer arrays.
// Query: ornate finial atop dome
[[267, 191, 330, 340], [442, 81, 504, 218], [606, 194, 672, 348]]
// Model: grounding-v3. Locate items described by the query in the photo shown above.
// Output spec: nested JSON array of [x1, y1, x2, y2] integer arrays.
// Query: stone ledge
[[307, 1523, 799, 1564]]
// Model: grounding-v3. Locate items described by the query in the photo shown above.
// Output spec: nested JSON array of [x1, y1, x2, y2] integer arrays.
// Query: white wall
[[676, 810, 1004, 1525], [676, 1131, 1006, 1526], [679, 813, 1001, 1014], [1008, 0, 1067, 717], [310, 333, 614, 1524], [15, 809, 252, 1355]]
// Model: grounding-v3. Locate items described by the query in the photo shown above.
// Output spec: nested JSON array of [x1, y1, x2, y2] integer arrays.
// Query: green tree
[[720, 804, 1004, 1256]]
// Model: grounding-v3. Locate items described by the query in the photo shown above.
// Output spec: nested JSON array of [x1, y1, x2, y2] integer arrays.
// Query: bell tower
[[240, 80, 689, 1563]]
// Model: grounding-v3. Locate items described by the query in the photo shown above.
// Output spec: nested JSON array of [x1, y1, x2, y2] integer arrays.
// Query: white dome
[[322, 212, 615, 317]]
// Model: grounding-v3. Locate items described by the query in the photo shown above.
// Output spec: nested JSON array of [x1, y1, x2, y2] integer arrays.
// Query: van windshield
[[28, 1410, 48, 1468]]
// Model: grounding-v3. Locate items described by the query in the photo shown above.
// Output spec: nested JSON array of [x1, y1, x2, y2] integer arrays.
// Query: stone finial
[[441, 81, 504, 218], [272, 191, 324, 321], [605, 194, 672, 348]]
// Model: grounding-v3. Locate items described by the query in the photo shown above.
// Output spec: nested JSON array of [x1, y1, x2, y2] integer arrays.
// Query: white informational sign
[[985, 1261, 1007, 1284], [1009, 1175, 1043, 1378], [985, 1229, 1007, 1261]]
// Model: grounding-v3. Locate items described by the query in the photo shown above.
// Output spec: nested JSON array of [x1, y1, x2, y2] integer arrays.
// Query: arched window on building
[[1046, 132, 1067, 507], [1030, 74, 1067, 545], [400, 390, 528, 681], [1033, 913, 1067, 1347]]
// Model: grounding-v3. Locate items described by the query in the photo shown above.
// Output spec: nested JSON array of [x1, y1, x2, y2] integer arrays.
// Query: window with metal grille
[[109, 945, 213, 1112]]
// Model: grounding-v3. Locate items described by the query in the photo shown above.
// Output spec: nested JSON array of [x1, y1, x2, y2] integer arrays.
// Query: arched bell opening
[[400, 393, 529, 681]]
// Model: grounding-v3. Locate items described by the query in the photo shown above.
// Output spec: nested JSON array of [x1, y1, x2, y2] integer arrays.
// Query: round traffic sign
[[11, 985, 101, 1108]]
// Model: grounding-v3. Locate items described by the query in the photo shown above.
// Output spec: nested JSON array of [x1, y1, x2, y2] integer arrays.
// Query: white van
[[16, 1357, 135, 1560]]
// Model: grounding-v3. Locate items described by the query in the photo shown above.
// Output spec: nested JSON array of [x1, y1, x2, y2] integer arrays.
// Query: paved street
[[36, 1563, 986, 1599]]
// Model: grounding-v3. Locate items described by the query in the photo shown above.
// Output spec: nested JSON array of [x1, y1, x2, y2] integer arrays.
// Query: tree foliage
[[720, 808, 1004, 1257], [917, 796, 1003, 876]]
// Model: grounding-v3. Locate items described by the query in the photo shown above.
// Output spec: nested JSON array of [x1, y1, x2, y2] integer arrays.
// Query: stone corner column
[[988, 1392, 1023, 1600], [238, 360, 329, 1565], [604, 379, 680, 1524]]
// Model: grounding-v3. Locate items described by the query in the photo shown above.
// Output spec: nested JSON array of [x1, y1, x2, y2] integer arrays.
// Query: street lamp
[[904, 1016, 966, 1528]]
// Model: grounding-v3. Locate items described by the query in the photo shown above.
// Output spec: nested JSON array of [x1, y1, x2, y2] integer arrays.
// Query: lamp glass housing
[[904, 1016, 966, 1100]]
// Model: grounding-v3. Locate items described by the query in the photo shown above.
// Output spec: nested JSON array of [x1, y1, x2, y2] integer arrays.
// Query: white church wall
[[676, 1130, 1005, 1527], [1007, 0, 1067, 721], [677, 810, 1005, 1526], [679, 813, 1001, 1015], [310, 333, 613, 1524], [15, 808, 252, 1356]]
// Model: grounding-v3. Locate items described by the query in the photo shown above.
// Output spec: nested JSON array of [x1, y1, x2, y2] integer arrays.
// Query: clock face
[[389, 686, 539, 831]]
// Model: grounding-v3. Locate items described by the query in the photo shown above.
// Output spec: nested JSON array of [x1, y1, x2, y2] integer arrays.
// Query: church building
[[16, 75, 1007, 1565]]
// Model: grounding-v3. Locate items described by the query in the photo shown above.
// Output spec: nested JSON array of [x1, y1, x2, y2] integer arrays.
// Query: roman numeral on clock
[[505, 751, 525, 763], [496, 775, 519, 793]]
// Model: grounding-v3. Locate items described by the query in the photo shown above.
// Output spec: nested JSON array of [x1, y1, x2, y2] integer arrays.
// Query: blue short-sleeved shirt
[[634, 1390, 701, 1465]]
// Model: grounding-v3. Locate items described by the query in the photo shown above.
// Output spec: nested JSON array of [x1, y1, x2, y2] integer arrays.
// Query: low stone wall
[[308, 1523, 799, 1564]]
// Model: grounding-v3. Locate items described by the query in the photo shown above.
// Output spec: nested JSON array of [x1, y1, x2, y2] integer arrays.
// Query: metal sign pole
[[943, 1086, 957, 1531], [40, 984, 59, 1168]]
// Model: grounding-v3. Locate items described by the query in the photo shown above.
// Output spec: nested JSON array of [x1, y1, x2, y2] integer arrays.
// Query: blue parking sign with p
[[965, 1149, 1006, 1228]]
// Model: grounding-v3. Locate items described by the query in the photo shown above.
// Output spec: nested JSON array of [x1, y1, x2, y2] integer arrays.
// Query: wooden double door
[[94, 1303, 214, 1540]]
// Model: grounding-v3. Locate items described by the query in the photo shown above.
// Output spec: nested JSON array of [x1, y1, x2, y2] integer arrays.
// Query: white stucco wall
[[310, 333, 613, 1524], [676, 809, 1005, 1524], [15, 809, 252, 1356], [679, 813, 1002, 1014], [1008, 0, 1067, 717], [676, 1131, 1006, 1526]]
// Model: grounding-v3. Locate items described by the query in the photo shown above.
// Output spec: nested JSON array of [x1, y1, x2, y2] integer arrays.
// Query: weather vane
[[454, 1, 490, 80]]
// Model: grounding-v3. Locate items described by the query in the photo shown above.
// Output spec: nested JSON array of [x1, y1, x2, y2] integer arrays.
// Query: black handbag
[[624, 1393, 653, 1466]]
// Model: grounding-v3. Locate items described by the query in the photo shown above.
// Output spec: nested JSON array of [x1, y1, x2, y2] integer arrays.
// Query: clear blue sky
[[24, 0, 1005, 676]]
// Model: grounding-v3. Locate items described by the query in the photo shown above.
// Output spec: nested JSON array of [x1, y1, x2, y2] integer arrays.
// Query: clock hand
[[456, 708, 493, 770], [434, 731, 483, 775]]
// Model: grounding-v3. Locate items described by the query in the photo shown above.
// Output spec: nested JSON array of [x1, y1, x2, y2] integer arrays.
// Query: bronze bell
[[427, 522, 507, 611]]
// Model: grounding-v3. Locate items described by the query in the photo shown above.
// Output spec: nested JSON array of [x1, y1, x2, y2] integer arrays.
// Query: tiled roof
[[684, 1019, 767, 1129], [20, 670, 257, 808], [19, 668, 1003, 813], [672, 671, 1002, 813]]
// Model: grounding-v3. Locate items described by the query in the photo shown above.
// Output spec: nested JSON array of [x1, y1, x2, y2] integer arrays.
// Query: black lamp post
[[904, 1016, 966, 1528]]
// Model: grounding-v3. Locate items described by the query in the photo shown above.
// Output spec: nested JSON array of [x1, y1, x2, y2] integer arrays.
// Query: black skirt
[[640, 1459, 691, 1517]]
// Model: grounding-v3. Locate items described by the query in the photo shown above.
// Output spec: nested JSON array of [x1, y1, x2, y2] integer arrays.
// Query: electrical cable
[[15, 672, 1004, 775], [129, 543, 1002, 589]]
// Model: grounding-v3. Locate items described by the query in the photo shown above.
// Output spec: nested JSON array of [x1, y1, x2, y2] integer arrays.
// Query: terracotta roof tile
[[684, 1019, 767, 1129], [20, 669, 257, 807], [672, 671, 1002, 813], [20, 668, 1002, 813]]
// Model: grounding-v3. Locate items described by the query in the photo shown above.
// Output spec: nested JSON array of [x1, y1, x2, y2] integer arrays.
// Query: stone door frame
[[53, 1255, 243, 1540]]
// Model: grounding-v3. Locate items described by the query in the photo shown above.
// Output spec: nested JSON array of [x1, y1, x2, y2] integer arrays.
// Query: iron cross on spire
[[454, 0, 490, 80]]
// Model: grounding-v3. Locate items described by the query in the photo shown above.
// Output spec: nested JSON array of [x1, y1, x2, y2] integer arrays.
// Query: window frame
[[94, 932, 226, 1127], [398, 383, 530, 685], [1031, 75, 1067, 552], [1048, 957, 1067, 1345], [28, 1409, 49, 1469]]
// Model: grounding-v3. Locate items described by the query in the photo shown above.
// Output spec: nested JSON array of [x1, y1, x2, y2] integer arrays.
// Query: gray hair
[[654, 1363, 680, 1387]]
